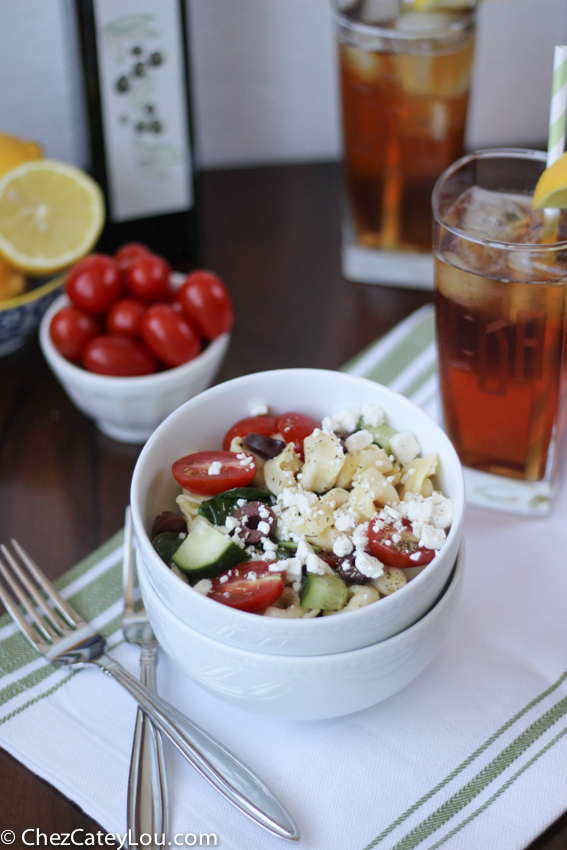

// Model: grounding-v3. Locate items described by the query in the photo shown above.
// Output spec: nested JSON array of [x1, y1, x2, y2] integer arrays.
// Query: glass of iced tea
[[332, 0, 476, 286], [433, 148, 567, 516]]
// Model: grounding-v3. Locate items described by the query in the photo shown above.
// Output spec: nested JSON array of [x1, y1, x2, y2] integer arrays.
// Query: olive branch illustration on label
[[102, 14, 180, 181]]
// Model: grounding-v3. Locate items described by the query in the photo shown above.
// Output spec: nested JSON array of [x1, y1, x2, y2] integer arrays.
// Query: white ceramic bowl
[[131, 369, 465, 654], [138, 542, 464, 720], [39, 287, 230, 443]]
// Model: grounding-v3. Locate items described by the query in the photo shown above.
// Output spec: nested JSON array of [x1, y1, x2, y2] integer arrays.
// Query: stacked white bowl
[[131, 369, 465, 720]]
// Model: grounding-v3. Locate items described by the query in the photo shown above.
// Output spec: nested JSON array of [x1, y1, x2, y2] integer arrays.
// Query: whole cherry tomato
[[222, 415, 277, 451], [50, 306, 99, 363], [114, 242, 152, 274], [126, 255, 171, 302], [82, 335, 157, 376], [172, 450, 256, 496], [65, 255, 122, 314], [178, 270, 233, 340], [368, 518, 436, 569], [141, 304, 201, 367], [209, 562, 285, 612], [106, 298, 146, 338], [276, 411, 321, 459]]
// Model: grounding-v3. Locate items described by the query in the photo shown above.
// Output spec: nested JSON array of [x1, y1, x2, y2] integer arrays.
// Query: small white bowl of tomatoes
[[39, 243, 232, 443]]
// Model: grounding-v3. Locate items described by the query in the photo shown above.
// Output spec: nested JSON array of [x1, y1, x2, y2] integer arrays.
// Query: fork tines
[[0, 540, 83, 650]]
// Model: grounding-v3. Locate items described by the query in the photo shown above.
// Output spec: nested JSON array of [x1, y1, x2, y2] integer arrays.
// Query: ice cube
[[361, 0, 400, 25], [394, 11, 460, 33], [450, 187, 536, 244], [342, 45, 383, 81]]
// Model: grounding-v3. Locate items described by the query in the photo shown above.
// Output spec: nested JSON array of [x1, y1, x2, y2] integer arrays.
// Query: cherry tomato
[[106, 298, 146, 338], [178, 270, 234, 340], [125, 255, 171, 302], [276, 411, 321, 459], [222, 416, 277, 451], [209, 562, 285, 612], [368, 518, 436, 569], [114, 242, 152, 274], [49, 306, 99, 363], [65, 254, 122, 314], [82, 335, 157, 377], [141, 304, 201, 367], [172, 450, 256, 496]]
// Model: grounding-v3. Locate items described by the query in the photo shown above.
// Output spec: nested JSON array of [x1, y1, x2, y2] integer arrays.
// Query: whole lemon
[[0, 133, 42, 179]]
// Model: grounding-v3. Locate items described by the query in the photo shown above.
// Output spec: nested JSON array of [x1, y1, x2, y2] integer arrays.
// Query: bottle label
[[92, 0, 193, 222]]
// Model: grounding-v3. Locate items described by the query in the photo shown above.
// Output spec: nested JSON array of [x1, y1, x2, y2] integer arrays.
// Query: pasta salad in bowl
[[131, 368, 464, 656]]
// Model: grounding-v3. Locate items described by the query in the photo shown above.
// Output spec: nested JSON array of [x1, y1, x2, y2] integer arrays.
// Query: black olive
[[244, 432, 286, 459], [232, 502, 276, 544], [335, 555, 370, 585], [152, 511, 187, 538]]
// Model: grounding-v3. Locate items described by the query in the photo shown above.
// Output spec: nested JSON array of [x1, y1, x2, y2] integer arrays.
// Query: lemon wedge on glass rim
[[533, 151, 567, 210], [0, 159, 104, 276], [405, 0, 475, 9]]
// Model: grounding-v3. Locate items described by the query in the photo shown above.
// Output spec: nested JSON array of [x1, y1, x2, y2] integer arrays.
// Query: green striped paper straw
[[547, 45, 567, 167]]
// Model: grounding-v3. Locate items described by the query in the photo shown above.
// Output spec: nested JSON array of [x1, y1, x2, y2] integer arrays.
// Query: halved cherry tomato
[[276, 411, 321, 459], [368, 518, 436, 569], [106, 298, 146, 338], [141, 304, 201, 367], [126, 255, 171, 302], [82, 335, 157, 377], [114, 242, 152, 274], [209, 562, 285, 612], [50, 306, 99, 363], [179, 270, 234, 340], [172, 450, 256, 496], [65, 254, 123, 314], [222, 416, 277, 451]]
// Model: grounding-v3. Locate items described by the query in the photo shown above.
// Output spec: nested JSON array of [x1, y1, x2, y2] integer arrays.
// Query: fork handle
[[127, 646, 169, 848], [92, 654, 299, 842]]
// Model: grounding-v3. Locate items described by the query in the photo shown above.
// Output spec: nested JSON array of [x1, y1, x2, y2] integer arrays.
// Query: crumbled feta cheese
[[178, 531, 186, 539], [322, 408, 361, 434], [410, 552, 423, 562], [305, 552, 334, 575], [257, 520, 271, 535], [361, 403, 385, 428], [352, 521, 369, 551], [389, 432, 420, 465], [249, 403, 269, 416], [334, 507, 358, 532], [278, 555, 302, 578], [246, 571, 258, 581], [333, 534, 354, 557], [258, 506, 270, 519], [236, 498, 247, 507], [419, 525, 446, 550], [207, 461, 222, 476], [354, 551, 384, 579], [345, 429, 374, 452], [218, 574, 229, 583], [431, 494, 453, 529], [406, 498, 433, 523], [193, 579, 212, 595], [225, 515, 239, 532]]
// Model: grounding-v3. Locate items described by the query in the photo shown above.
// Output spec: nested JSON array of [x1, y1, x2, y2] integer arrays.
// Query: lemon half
[[533, 151, 567, 210], [0, 159, 105, 276]]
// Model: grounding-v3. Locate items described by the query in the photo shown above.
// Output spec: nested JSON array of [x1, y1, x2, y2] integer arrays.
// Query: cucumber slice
[[364, 423, 397, 454], [172, 522, 247, 580], [299, 573, 348, 611]]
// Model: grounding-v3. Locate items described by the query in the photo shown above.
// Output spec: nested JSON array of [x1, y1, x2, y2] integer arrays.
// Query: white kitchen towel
[[1, 303, 566, 850]]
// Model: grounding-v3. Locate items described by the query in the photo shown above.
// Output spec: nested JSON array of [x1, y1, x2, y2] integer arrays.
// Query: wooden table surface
[[0, 162, 564, 848]]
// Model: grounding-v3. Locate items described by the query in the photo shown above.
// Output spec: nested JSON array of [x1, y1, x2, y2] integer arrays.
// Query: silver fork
[[123, 508, 168, 848], [0, 539, 300, 843]]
